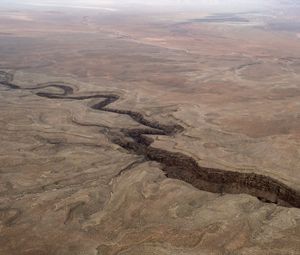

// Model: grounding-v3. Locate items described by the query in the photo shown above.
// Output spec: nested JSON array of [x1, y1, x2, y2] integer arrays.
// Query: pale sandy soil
[[0, 4, 300, 255]]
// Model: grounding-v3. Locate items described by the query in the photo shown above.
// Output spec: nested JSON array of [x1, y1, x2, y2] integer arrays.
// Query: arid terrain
[[0, 1, 300, 254]]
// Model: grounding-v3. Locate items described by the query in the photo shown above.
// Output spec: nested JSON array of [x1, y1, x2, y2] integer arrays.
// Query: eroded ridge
[[1, 71, 299, 208]]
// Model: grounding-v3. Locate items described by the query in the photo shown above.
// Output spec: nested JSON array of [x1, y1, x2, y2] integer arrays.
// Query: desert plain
[[0, 1, 300, 254]]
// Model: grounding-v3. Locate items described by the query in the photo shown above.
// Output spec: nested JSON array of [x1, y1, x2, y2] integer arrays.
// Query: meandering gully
[[1, 71, 299, 208]]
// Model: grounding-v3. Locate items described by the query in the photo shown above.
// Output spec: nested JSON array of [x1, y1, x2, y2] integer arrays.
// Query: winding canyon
[[1, 70, 299, 208]]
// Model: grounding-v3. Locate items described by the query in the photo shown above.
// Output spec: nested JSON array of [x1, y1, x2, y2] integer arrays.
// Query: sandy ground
[[0, 3, 300, 254]]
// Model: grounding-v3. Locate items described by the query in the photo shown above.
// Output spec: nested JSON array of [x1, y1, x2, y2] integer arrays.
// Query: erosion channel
[[1, 70, 299, 208]]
